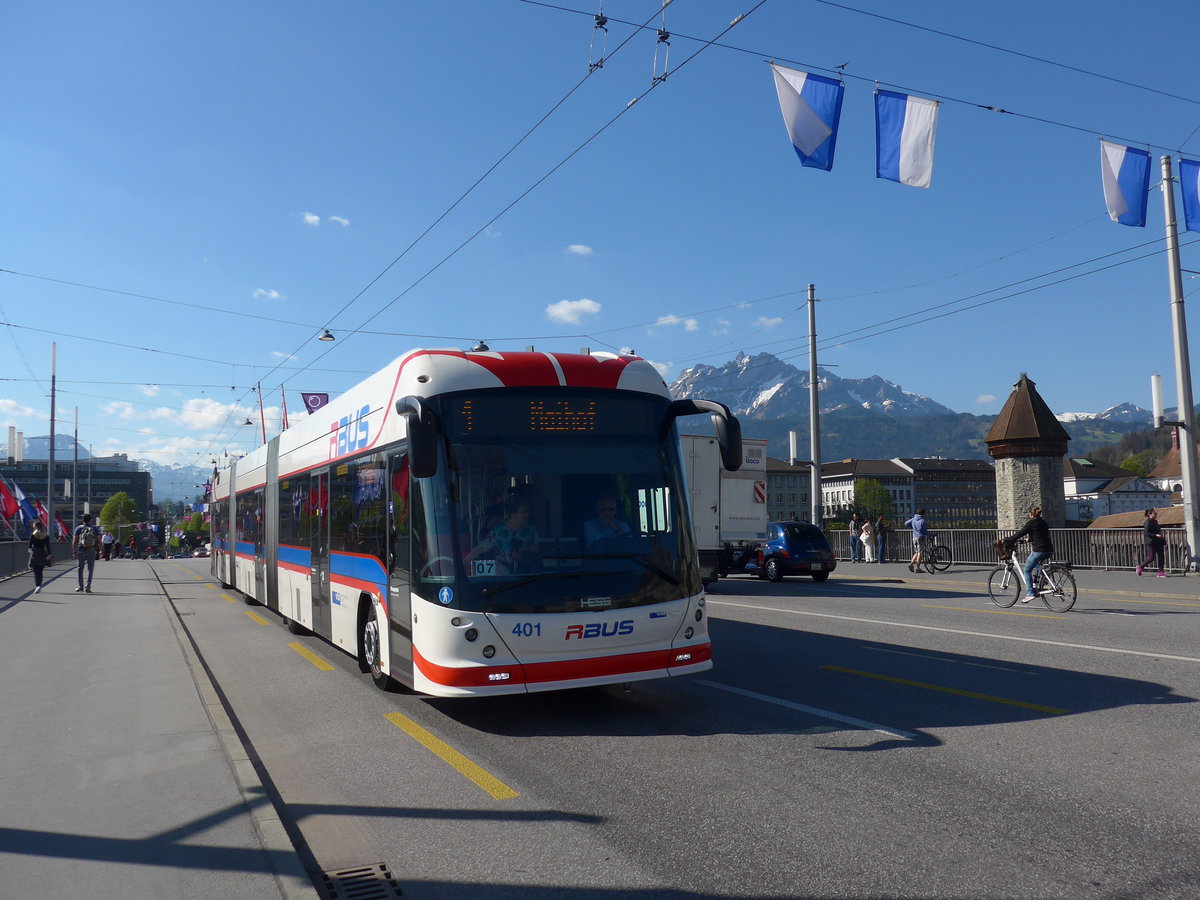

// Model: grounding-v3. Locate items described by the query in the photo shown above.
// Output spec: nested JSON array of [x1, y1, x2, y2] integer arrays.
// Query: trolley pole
[[807, 283, 822, 528], [1160, 155, 1200, 572]]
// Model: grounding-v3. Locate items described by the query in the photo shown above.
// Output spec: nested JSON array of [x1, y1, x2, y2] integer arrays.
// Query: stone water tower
[[985, 374, 1070, 528]]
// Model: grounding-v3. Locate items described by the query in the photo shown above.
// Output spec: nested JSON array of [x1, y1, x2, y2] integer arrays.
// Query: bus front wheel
[[360, 600, 394, 691]]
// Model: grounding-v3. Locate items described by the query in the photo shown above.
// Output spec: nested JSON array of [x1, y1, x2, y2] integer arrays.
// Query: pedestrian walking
[[860, 516, 876, 562], [73, 512, 101, 593], [101, 529, 114, 561], [904, 508, 930, 572], [848, 512, 863, 563], [1136, 508, 1167, 577], [875, 515, 888, 563], [28, 520, 52, 594]]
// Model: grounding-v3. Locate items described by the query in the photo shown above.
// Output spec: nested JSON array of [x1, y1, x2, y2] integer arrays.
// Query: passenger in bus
[[464, 498, 540, 575], [584, 494, 631, 547]]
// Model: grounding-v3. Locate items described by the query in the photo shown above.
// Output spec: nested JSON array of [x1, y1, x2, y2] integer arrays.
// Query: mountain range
[[668, 352, 1159, 461]]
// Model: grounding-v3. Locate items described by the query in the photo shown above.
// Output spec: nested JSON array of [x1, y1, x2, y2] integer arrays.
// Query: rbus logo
[[330, 404, 370, 458], [565, 620, 634, 640]]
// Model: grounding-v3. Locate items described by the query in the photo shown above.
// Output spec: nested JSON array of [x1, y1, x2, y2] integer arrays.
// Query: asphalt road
[[162, 560, 1200, 899]]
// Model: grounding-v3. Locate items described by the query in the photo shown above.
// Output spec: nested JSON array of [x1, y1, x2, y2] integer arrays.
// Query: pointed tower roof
[[985, 373, 1071, 459]]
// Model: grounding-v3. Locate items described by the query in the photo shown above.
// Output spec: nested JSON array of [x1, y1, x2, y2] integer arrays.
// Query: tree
[[853, 478, 897, 520], [99, 491, 138, 541]]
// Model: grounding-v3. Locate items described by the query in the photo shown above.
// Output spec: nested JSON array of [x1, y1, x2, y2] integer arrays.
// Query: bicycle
[[908, 536, 938, 574], [987, 541, 1077, 612], [926, 532, 952, 572]]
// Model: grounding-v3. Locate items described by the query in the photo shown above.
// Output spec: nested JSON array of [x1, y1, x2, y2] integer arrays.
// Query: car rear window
[[783, 524, 825, 541]]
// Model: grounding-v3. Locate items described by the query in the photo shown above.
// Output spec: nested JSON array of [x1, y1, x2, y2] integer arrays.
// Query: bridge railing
[[828, 527, 1191, 574]]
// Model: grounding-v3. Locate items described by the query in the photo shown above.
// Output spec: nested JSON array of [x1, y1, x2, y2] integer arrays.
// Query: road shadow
[[430, 613, 1195, 747]]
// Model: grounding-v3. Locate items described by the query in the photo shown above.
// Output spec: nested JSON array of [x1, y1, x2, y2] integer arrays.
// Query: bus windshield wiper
[[481, 570, 613, 597], [581, 553, 681, 585]]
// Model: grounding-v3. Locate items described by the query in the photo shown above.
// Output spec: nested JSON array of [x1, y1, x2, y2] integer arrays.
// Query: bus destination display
[[448, 394, 658, 436]]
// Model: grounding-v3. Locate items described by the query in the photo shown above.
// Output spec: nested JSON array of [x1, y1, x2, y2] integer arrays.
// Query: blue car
[[743, 522, 837, 583]]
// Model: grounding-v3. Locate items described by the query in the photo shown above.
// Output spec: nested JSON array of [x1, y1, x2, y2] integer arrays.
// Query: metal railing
[[0, 541, 69, 580], [830, 528, 1192, 574]]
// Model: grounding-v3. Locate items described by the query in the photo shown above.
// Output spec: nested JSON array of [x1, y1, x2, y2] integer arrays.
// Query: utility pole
[[72, 406, 78, 533], [808, 283, 823, 528], [1158, 155, 1200, 571], [47, 343, 56, 540]]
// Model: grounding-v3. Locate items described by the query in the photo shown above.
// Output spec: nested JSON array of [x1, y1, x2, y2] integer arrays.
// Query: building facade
[[819, 457, 996, 527], [1, 453, 152, 535], [764, 457, 813, 522]]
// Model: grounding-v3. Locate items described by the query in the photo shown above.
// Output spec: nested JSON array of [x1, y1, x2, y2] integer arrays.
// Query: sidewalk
[[0, 557, 318, 900], [836, 559, 1200, 601]]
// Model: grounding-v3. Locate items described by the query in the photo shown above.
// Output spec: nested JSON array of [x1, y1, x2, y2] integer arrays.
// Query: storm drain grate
[[322, 862, 403, 899]]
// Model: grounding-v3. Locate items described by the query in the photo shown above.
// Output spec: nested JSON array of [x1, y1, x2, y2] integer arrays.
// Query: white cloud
[[138, 384, 160, 397], [302, 212, 320, 226], [976, 394, 997, 404], [545, 298, 601, 325], [754, 316, 784, 330], [711, 318, 731, 336], [566, 244, 594, 256], [172, 398, 252, 431], [253, 288, 284, 300], [271, 351, 297, 361], [654, 315, 699, 332], [0, 398, 35, 418], [329, 215, 350, 227], [99, 401, 138, 420]]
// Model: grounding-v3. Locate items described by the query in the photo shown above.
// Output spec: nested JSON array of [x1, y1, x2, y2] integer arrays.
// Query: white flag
[[875, 90, 940, 189]]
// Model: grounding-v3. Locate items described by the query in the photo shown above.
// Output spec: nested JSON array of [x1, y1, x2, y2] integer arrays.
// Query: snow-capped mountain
[[669, 351, 955, 419], [135, 460, 213, 502], [1056, 402, 1155, 426]]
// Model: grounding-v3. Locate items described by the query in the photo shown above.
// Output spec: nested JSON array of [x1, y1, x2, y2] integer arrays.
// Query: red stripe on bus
[[412, 642, 711, 688]]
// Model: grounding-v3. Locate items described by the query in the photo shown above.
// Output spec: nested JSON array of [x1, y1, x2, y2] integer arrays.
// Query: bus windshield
[[411, 389, 700, 613]]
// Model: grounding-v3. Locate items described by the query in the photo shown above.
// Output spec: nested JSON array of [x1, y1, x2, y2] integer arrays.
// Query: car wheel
[[811, 571, 830, 583], [765, 558, 783, 582]]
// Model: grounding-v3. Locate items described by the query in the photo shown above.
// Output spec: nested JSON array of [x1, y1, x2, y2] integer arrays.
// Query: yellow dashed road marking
[[384, 712, 518, 800], [288, 642, 335, 671], [244, 610, 270, 626]]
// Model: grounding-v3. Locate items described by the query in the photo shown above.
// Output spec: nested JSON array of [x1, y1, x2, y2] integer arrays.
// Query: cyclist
[[904, 508, 929, 572], [1002, 505, 1053, 603]]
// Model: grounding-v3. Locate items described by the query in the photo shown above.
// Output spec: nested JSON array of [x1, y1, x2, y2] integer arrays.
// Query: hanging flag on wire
[[301, 392, 330, 413], [1100, 140, 1151, 227], [1179, 158, 1200, 233], [770, 64, 845, 172], [875, 90, 940, 189]]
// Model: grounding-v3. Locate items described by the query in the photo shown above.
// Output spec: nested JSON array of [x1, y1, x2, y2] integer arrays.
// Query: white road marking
[[696, 679, 917, 739], [707, 600, 1200, 664]]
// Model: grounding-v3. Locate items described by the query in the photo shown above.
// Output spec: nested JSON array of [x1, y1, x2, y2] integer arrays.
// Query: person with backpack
[[73, 513, 101, 593]]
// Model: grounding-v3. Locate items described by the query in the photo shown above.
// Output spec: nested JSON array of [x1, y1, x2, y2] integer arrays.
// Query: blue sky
[[3, 0, 1199, 467]]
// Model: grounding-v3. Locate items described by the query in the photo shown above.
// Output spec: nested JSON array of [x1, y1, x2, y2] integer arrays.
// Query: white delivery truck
[[681, 433, 769, 584]]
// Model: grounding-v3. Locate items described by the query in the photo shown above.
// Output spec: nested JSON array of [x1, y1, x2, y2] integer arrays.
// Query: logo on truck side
[[565, 620, 634, 640]]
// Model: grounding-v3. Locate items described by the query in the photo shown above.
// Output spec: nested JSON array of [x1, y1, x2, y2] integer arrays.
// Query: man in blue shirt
[[904, 508, 929, 572]]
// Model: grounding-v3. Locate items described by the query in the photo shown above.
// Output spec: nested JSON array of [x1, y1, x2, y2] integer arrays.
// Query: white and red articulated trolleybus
[[210, 348, 741, 697]]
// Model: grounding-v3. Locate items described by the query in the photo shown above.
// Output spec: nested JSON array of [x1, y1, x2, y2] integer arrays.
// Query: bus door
[[387, 452, 413, 676], [310, 470, 332, 637], [252, 487, 266, 602]]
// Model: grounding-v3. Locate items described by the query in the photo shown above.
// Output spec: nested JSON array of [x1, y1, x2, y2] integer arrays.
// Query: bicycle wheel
[[930, 544, 952, 572], [922, 553, 937, 574], [1041, 567, 1077, 612], [987, 565, 1019, 607]]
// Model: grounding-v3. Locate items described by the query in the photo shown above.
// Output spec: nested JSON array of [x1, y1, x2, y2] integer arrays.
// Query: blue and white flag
[[1100, 141, 1151, 227], [11, 482, 37, 526], [770, 64, 845, 172], [875, 90, 939, 188], [1179, 158, 1200, 233]]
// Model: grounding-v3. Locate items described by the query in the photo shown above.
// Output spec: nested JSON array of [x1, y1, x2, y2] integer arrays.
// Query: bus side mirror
[[396, 396, 439, 478], [667, 399, 743, 471]]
